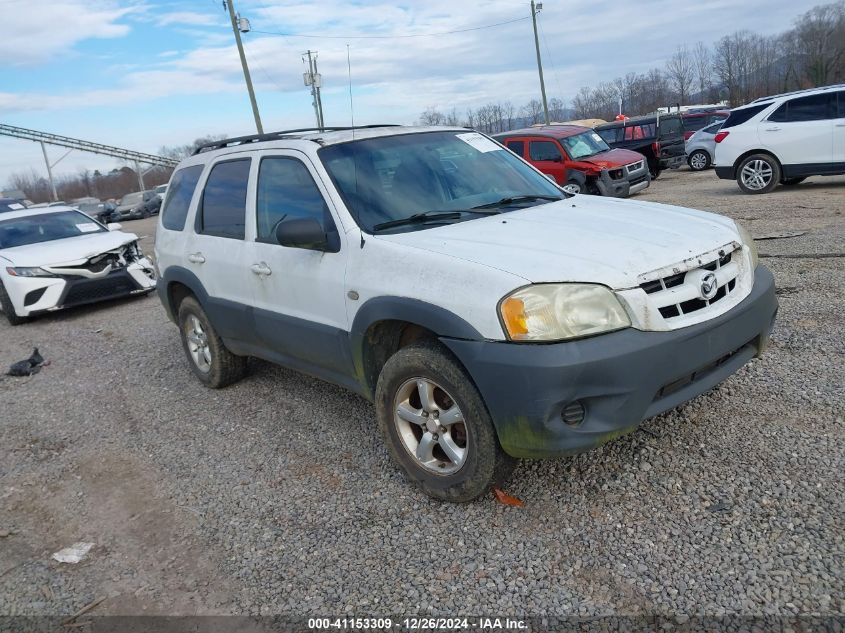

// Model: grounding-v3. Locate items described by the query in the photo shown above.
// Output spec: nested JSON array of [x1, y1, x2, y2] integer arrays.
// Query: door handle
[[250, 262, 272, 276], [187, 252, 206, 264], [836, 123, 845, 127], [765, 127, 781, 131]]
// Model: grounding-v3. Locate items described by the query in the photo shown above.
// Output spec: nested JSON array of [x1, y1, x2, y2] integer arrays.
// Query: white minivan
[[714, 84, 845, 193], [154, 125, 778, 501]]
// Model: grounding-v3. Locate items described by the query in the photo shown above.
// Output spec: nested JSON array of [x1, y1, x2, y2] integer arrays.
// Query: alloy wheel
[[393, 377, 469, 475], [689, 151, 708, 170], [740, 159, 773, 191], [185, 315, 211, 373]]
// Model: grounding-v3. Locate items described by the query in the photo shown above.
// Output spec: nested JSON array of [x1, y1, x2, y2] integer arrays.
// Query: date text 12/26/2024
[[307, 618, 528, 630]]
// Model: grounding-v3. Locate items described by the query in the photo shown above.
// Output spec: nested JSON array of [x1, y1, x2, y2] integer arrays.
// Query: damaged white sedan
[[0, 206, 156, 325]]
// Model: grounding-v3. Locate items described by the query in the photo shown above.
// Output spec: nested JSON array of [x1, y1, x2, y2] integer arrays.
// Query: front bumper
[[595, 164, 650, 198], [442, 266, 778, 458], [6, 264, 156, 317]]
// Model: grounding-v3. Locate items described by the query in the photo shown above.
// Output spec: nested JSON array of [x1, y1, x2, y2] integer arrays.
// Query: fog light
[[561, 401, 585, 426]]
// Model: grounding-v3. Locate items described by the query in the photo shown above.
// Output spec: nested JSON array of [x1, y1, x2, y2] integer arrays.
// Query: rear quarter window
[[196, 159, 251, 239], [722, 103, 771, 129], [505, 140, 525, 157], [161, 165, 204, 231]]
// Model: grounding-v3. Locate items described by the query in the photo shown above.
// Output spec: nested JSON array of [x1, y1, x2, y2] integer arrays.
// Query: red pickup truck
[[493, 125, 650, 197]]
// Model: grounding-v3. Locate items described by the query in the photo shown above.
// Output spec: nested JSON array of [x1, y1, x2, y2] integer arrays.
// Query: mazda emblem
[[700, 272, 718, 300]]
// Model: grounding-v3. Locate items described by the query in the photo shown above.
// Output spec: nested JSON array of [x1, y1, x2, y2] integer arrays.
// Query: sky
[[0, 0, 821, 190]]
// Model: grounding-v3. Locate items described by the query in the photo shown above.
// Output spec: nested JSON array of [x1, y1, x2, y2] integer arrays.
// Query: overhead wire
[[249, 16, 530, 40]]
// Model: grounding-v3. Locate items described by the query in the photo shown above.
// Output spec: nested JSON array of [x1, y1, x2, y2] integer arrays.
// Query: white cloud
[[155, 11, 219, 27], [1, 0, 135, 66]]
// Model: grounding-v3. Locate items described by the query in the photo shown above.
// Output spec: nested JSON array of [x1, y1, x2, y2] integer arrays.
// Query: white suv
[[154, 125, 778, 501], [714, 84, 845, 194]]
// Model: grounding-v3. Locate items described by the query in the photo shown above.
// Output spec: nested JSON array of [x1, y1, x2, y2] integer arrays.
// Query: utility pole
[[303, 51, 325, 130], [40, 142, 58, 202], [530, 0, 550, 125], [225, 0, 263, 134]]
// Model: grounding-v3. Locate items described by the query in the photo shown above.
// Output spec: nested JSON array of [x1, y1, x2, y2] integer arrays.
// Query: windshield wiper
[[372, 209, 501, 232], [472, 194, 562, 209]]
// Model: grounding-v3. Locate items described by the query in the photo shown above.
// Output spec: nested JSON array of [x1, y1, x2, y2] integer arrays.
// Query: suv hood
[[0, 231, 139, 267], [376, 197, 739, 289], [579, 148, 644, 169]]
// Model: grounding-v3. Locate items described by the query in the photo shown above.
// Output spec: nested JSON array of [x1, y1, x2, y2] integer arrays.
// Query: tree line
[[419, 1, 845, 128], [5, 135, 225, 205]]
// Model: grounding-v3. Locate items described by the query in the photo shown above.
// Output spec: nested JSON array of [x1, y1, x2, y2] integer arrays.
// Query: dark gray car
[[685, 121, 724, 171]]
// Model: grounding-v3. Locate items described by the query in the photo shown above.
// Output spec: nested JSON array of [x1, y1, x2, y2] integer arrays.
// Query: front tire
[[562, 180, 582, 195], [0, 280, 28, 326], [177, 296, 247, 388], [375, 341, 516, 502], [687, 150, 711, 171], [737, 153, 781, 194]]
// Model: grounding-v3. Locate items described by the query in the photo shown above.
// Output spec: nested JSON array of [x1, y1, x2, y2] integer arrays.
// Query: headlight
[[499, 283, 631, 342], [734, 221, 758, 269], [5, 267, 56, 278]]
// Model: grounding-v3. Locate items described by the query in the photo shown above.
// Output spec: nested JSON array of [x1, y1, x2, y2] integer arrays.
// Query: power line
[[250, 16, 530, 40]]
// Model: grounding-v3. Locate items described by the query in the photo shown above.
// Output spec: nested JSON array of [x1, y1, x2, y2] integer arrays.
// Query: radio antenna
[[347, 43, 365, 248], [347, 44, 355, 139]]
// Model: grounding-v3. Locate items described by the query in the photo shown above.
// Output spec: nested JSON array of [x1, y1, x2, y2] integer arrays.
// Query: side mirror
[[275, 217, 330, 251], [107, 222, 123, 231]]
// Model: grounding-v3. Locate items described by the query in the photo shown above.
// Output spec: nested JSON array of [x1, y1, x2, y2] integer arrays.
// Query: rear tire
[[781, 177, 806, 186], [0, 280, 28, 326], [375, 341, 516, 502], [687, 150, 711, 171], [177, 296, 247, 388], [737, 153, 781, 194]]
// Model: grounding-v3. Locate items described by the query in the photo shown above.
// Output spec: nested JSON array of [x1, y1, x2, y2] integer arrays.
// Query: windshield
[[120, 192, 143, 205], [319, 131, 563, 233], [0, 211, 107, 249], [560, 131, 610, 160]]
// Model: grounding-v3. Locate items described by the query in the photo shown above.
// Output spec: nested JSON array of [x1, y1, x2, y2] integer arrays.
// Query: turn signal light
[[714, 131, 730, 144], [500, 297, 529, 337]]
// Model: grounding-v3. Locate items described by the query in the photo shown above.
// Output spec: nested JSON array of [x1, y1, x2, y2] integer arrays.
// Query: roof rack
[[750, 83, 845, 104], [192, 125, 401, 155]]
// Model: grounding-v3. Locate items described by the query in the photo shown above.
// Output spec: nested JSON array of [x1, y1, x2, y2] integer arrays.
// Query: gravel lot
[[1, 169, 843, 620]]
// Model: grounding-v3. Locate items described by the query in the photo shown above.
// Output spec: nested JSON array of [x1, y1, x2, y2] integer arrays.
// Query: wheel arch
[[350, 297, 484, 400], [732, 149, 782, 179], [158, 266, 210, 322]]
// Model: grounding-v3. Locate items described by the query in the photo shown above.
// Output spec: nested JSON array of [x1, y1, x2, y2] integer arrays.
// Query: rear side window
[[161, 165, 203, 231], [702, 121, 723, 134], [624, 123, 656, 141], [596, 127, 620, 143], [197, 159, 250, 239], [683, 116, 708, 132], [722, 103, 771, 129], [505, 140, 525, 156], [769, 93, 833, 122], [529, 140, 562, 161], [256, 157, 335, 243]]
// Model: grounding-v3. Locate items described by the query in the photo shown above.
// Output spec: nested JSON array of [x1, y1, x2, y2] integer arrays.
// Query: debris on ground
[[754, 231, 807, 240], [0, 529, 14, 538], [63, 596, 106, 626], [707, 500, 733, 513], [51, 542, 94, 564], [7, 348, 45, 377], [492, 487, 524, 507]]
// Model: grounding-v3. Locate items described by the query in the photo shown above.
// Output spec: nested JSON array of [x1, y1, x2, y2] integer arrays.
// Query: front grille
[[653, 339, 755, 401], [61, 271, 140, 308], [640, 249, 739, 322]]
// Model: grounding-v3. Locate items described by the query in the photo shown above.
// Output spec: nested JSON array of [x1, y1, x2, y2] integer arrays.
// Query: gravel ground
[[0, 169, 843, 620]]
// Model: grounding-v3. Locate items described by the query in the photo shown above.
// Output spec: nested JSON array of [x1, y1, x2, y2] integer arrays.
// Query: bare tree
[[666, 45, 695, 105], [418, 107, 446, 126], [692, 42, 713, 101], [521, 99, 544, 125], [790, 0, 845, 86]]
